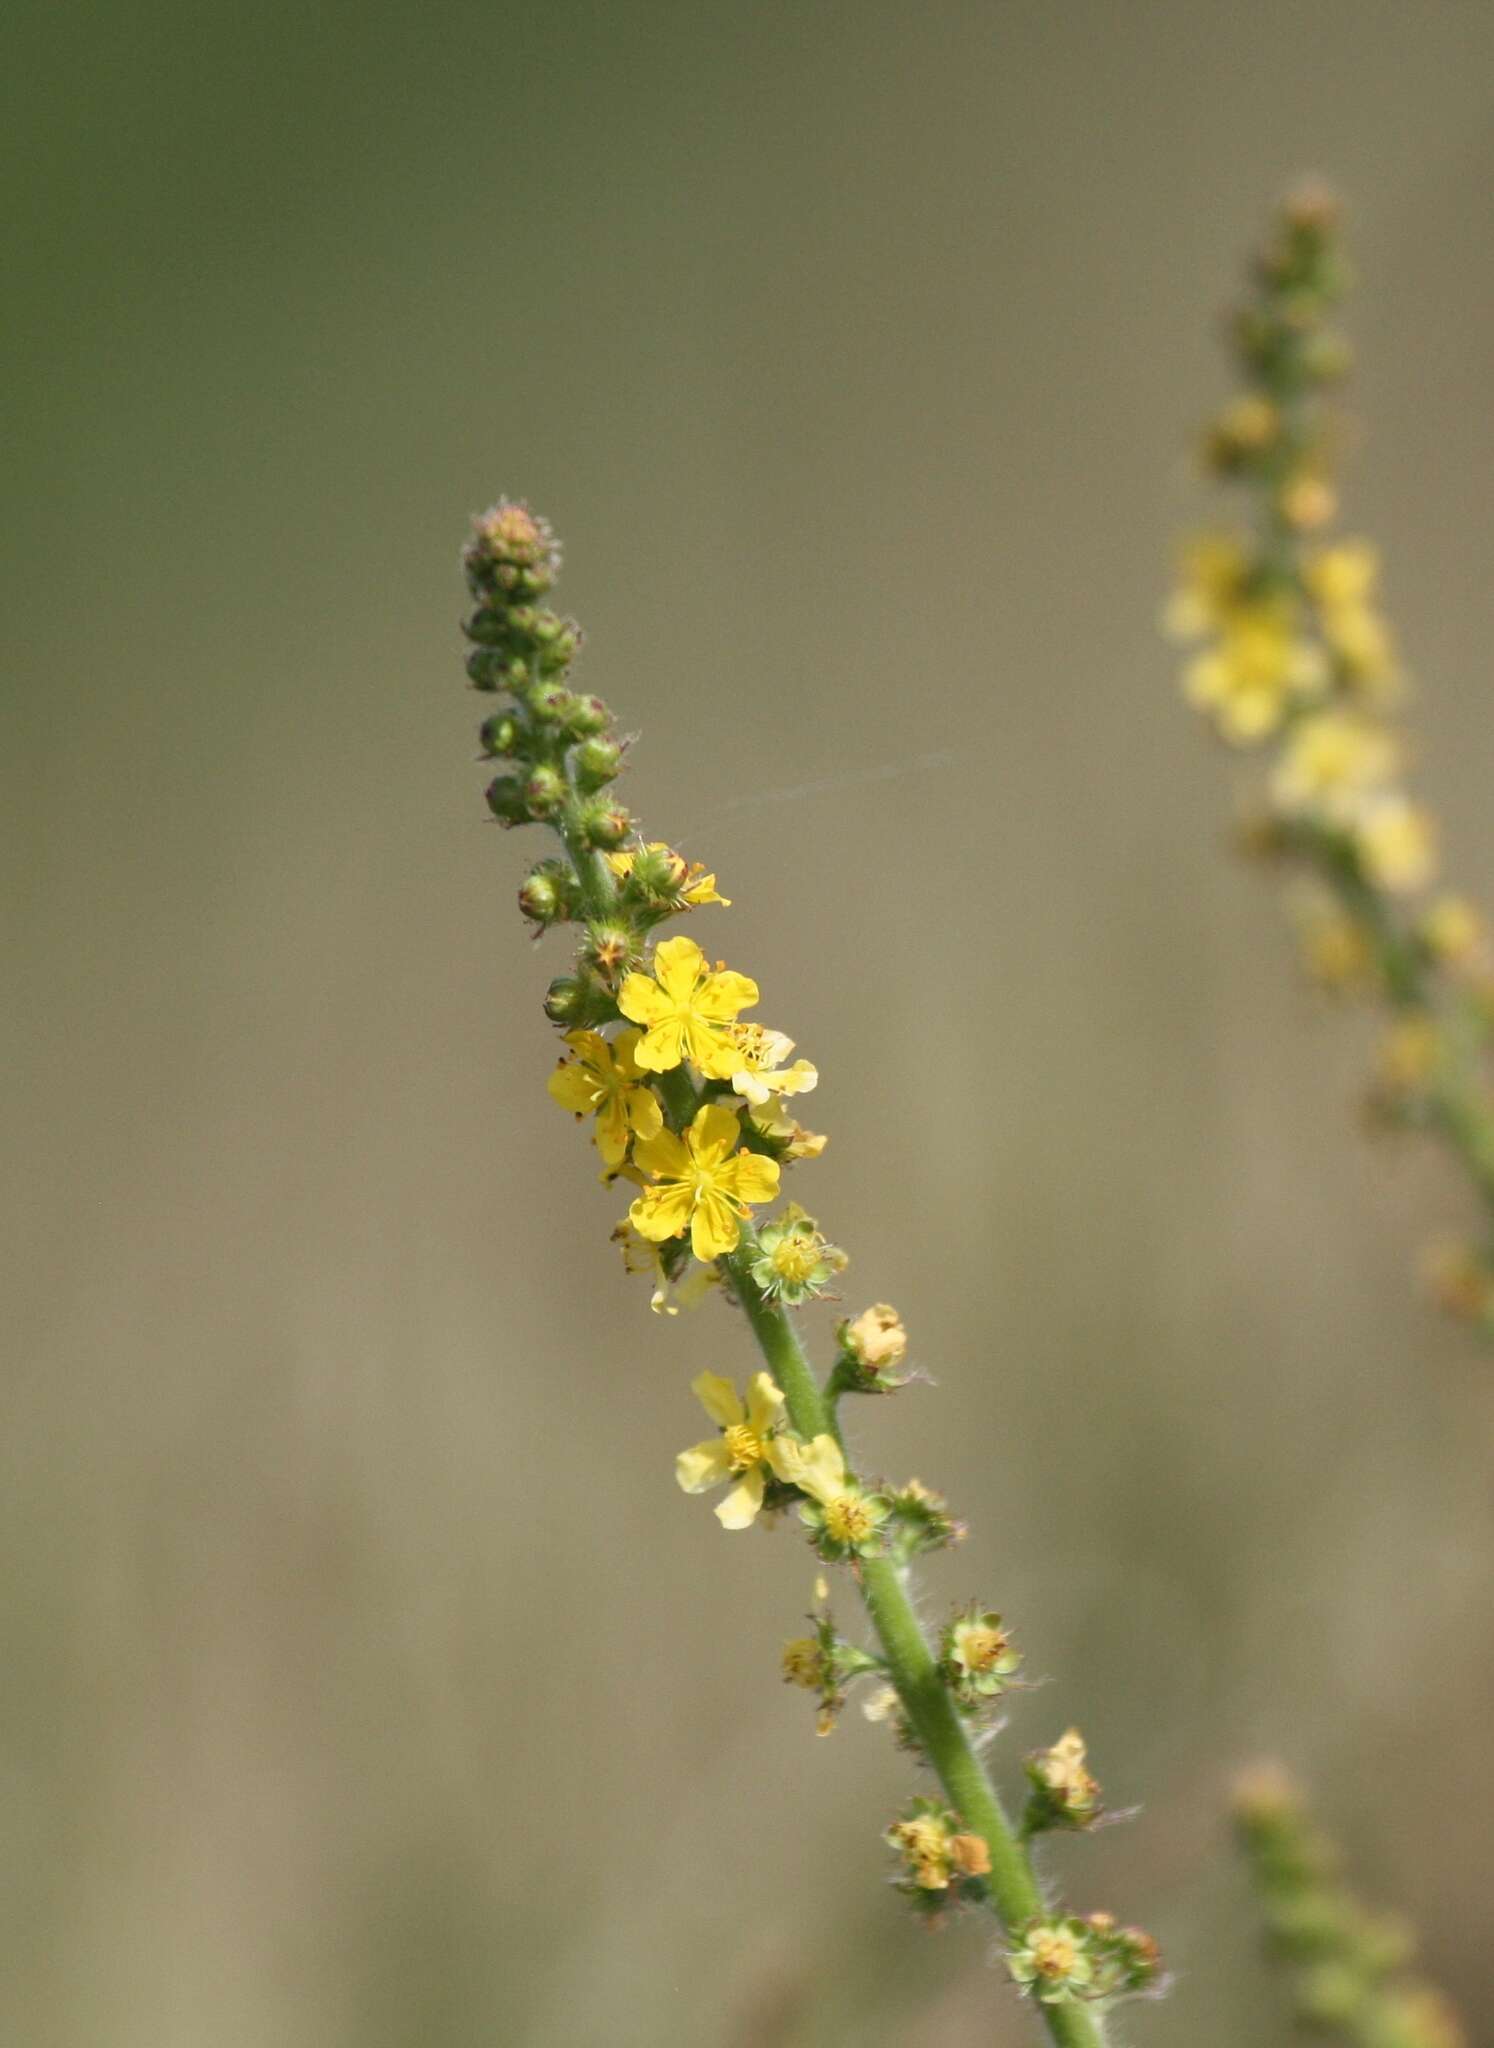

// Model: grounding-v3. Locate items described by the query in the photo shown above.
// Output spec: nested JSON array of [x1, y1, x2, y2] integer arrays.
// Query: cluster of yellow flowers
[[464, 496, 1160, 2036], [1168, 189, 1494, 1330]]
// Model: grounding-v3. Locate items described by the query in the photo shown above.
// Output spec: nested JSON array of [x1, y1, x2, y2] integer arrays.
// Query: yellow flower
[[628, 1102, 780, 1260], [728, 1022, 818, 1107], [1421, 895, 1483, 966], [1163, 533, 1250, 640], [746, 1095, 829, 1158], [771, 1432, 888, 1556], [1304, 540, 1380, 612], [617, 935, 758, 1078], [675, 1369, 785, 1529], [547, 1028, 663, 1166], [605, 842, 730, 907], [1269, 711, 1398, 819], [1354, 795, 1437, 894], [1184, 602, 1328, 743]]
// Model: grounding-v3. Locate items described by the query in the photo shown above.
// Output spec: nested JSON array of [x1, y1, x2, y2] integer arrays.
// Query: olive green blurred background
[[5, 2, 1493, 2042]]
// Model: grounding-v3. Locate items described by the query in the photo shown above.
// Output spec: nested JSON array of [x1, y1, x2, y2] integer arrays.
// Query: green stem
[[725, 1247, 1108, 2048]]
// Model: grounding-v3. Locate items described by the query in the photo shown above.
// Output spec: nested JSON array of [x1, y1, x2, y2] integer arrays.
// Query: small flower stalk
[[1166, 189, 1494, 1332], [459, 498, 1157, 2045], [1232, 1766, 1464, 2048]]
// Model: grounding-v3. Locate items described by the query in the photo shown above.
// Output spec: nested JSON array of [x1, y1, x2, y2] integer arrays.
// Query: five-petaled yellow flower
[[729, 1022, 818, 1107], [629, 1102, 780, 1260], [546, 1028, 663, 1166], [675, 1369, 785, 1528], [618, 935, 759, 1079]]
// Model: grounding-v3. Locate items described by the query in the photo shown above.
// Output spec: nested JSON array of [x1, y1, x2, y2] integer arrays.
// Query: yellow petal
[[612, 1028, 646, 1081], [632, 1128, 691, 1180], [691, 1190, 742, 1261], [547, 1062, 601, 1115], [617, 972, 672, 1029], [745, 1371, 785, 1438], [730, 1067, 772, 1107], [691, 1370, 744, 1428], [792, 1434, 846, 1505], [722, 1152, 780, 1207], [632, 1017, 687, 1073], [688, 1102, 743, 1170], [676, 1438, 733, 1493], [688, 1022, 745, 1080], [693, 969, 759, 1022], [715, 1466, 766, 1530], [626, 1085, 663, 1141], [594, 1091, 629, 1167], [772, 1058, 817, 1097], [630, 1181, 694, 1243], [561, 1028, 608, 1067], [652, 934, 706, 1003]]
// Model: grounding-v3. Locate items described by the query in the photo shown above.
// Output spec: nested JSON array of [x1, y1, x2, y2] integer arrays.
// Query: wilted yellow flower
[[1184, 603, 1328, 742], [546, 1028, 663, 1165], [1354, 795, 1437, 894], [728, 1022, 818, 1107], [675, 1369, 785, 1529], [843, 1303, 908, 1371], [628, 1102, 780, 1260], [618, 935, 758, 1078], [1028, 1728, 1102, 1827], [1270, 711, 1398, 819]]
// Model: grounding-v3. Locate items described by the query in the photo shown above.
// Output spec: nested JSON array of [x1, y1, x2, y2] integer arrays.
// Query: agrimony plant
[[1232, 1766, 1464, 2048], [1166, 187, 1494, 1335], [458, 501, 1163, 2042]]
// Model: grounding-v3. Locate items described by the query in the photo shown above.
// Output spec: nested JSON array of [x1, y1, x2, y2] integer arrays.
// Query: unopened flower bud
[[563, 693, 611, 738], [518, 865, 576, 927], [463, 607, 510, 647], [479, 711, 522, 757], [574, 736, 623, 791], [484, 774, 530, 826], [527, 681, 576, 724], [466, 647, 510, 691], [523, 764, 567, 819], [581, 800, 632, 849], [584, 921, 640, 981], [466, 500, 560, 598], [542, 972, 616, 1028]]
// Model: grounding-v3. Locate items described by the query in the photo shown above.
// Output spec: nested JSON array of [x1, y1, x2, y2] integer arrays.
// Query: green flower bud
[[536, 622, 580, 673], [528, 681, 576, 724], [464, 501, 561, 599], [583, 921, 640, 981], [573, 736, 622, 792], [479, 711, 522, 758], [519, 863, 580, 927], [523, 764, 567, 819], [484, 775, 530, 826], [463, 608, 509, 647], [563, 694, 611, 739], [542, 971, 617, 1028], [581, 799, 632, 849], [466, 646, 510, 692]]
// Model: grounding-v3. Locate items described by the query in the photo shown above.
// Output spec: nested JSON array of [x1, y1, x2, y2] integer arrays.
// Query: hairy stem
[[725, 1248, 1108, 2048]]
